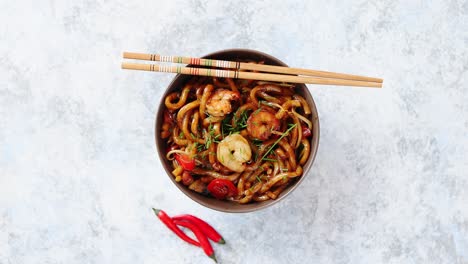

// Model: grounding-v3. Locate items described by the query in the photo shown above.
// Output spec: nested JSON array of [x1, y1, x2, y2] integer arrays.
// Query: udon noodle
[[161, 65, 313, 204]]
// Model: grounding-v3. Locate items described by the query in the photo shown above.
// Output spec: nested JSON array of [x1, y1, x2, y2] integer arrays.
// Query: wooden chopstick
[[121, 62, 382, 88], [123, 52, 383, 84]]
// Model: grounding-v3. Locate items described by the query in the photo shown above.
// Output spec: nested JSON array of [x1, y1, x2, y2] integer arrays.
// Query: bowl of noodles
[[155, 49, 319, 213]]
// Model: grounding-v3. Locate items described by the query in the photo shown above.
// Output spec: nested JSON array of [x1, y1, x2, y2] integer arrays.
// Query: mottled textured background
[[1, 0, 467, 263]]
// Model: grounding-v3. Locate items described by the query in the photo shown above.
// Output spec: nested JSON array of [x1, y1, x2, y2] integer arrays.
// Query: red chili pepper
[[174, 219, 217, 263], [175, 153, 196, 171], [302, 126, 312, 138], [207, 179, 238, 200], [173, 214, 225, 244], [152, 208, 200, 247]]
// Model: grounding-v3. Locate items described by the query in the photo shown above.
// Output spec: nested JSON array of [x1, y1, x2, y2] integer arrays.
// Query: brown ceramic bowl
[[155, 49, 319, 213]]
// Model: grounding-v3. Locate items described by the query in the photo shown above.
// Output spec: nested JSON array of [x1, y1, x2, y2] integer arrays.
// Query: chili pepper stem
[[209, 254, 217, 263], [218, 238, 225, 244], [174, 219, 217, 262], [152, 208, 161, 215]]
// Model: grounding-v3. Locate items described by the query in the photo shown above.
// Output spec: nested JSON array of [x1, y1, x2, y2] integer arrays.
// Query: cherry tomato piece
[[175, 154, 195, 171], [207, 179, 238, 200], [302, 126, 312, 138]]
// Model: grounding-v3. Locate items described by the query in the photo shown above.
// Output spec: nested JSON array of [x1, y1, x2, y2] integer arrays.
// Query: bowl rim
[[155, 48, 320, 213]]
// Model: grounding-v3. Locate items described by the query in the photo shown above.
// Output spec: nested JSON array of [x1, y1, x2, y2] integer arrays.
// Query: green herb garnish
[[221, 111, 249, 135], [258, 100, 264, 108], [260, 124, 297, 161], [252, 108, 262, 116], [196, 142, 205, 152], [252, 139, 263, 147], [205, 136, 212, 149]]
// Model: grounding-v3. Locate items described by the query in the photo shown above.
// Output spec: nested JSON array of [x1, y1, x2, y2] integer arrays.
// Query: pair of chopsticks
[[121, 52, 383, 88]]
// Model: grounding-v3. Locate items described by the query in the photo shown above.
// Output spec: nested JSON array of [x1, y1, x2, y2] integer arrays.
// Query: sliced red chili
[[175, 154, 195, 171], [207, 179, 238, 200], [302, 126, 312, 138]]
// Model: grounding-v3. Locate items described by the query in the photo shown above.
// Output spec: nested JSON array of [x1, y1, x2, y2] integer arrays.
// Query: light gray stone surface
[[1, 0, 467, 263]]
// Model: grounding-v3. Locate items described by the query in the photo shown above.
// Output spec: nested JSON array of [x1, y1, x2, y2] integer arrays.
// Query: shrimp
[[246, 109, 280, 140], [205, 89, 240, 117], [217, 134, 252, 172]]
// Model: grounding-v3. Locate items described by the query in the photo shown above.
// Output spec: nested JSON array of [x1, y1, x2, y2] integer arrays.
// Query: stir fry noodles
[[161, 68, 313, 204]]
